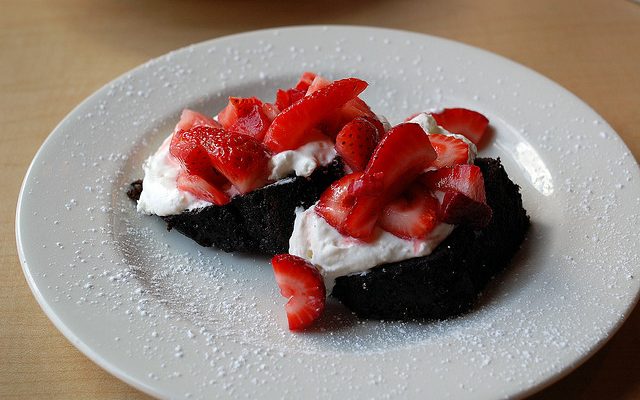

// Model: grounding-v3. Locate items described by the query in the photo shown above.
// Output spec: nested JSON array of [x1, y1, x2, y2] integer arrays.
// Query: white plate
[[16, 26, 640, 400]]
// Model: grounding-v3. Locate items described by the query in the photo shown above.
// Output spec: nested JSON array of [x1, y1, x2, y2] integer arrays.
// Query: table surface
[[1, 0, 639, 398]]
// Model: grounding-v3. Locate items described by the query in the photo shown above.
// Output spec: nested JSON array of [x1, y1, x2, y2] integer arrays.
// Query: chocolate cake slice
[[128, 159, 344, 255], [331, 158, 529, 320]]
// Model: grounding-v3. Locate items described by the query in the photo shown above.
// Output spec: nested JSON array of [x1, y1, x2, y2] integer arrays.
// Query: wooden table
[[1, 0, 639, 398]]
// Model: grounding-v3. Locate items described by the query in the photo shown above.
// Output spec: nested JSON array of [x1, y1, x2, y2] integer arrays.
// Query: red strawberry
[[315, 172, 363, 234], [175, 109, 221, 132], [439, 190, 492, 228], [304, 75, 331, 95], [196, 126, 271, 194], [421, 164, 487, 203], [217, 97, 273, 141], [428, 134, 470, 169], [176, 170, 230, 205], [378, 183, 440, 239], [342, 123, 437, 239], [335, 117, 379, 172], [294, 71, 317, 91], [421, 164, 492, 228], [275, 88, 305, 111], [431, 108, 489, 145], [263, 78, 368, 153], [271, 254, 326, 331]]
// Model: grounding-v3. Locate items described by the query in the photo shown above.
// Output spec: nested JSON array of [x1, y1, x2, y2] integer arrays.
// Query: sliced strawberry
[[195, 126, 271, 194], [431, 108, 489, 145], [261, 102, 280, 121], [421, 164, 492, 228], [378, 183, 440, 239], [217, 97, 262, 128], [335, 117, 379, 172], [421, 164, 487, 203], [428, 134, 470, 169], [176, 170, 230, 205], [275, 88, 305, 111], [342, 123, 437, 239], [175, 109, 221, 132], [271, 254, 326, 331], [294, 71, 317, 91], [439, 190, 492, 228], [263, 78, 368, 153], [315, 172, 363, 234], [305, 75, 332, 95]]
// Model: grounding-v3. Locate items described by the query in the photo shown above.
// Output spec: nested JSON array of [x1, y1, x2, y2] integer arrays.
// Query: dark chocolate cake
[[331, 158, 529, 320], [128, 159, 344, 254]]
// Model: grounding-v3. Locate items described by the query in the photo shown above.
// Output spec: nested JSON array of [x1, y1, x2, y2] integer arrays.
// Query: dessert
[[272, 110, 529, 330], [128, 73, 383, 254], [127, 72, 528, 331]]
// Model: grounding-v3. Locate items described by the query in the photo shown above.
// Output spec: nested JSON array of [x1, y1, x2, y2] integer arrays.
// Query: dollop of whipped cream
[[288, 112, 476, 289], [268, 140, 336, 180], [136, 136, 212, 216], [136, 134, 336, 216], [289, 207, 454, 290]]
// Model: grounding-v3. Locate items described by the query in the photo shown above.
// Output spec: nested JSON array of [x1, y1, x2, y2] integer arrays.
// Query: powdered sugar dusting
[[17, 27, 640, 400]]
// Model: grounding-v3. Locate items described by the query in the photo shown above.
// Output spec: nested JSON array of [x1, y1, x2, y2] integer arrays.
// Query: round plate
[[16, 26, 640, 399]]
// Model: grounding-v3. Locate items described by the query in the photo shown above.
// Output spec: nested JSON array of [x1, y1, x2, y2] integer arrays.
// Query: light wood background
[[1, 0, 639, 398]]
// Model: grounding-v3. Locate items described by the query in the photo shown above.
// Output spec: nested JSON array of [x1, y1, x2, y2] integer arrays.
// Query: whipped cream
[[268, 140, 336, 180], [136, 136, 212, 216], [137, 134, 336, 216], [288, 112, 475, 289], [289, 206, 454, 290]]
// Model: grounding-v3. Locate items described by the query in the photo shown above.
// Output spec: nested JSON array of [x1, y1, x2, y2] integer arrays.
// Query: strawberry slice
[[421, 164, 492, 227], [335, 117, 379, 172], [217, 97, 273, 140], [263, 78, 368, 153], [378, 183, 440, 239], [175, 109, 221, 132], [428, 134, 470, 169], [439, 190, 492, 228], [176, 170, 230, 205], [431, 108, 489, 145], [195, 126, 271, 194], [421, 164, 487, 203], [271, 254, 326, 331], [315, 172, 363, 234], [170, 128, 232, 204], [275, 88, 305, 111], [294, 71, 317, 91], [342, 123, 437, 239]]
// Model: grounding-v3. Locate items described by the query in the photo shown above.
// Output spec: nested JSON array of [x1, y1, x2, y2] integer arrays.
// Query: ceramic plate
[[16, 26, 640, 399]]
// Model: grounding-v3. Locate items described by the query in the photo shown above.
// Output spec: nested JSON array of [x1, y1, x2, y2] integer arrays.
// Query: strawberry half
[[378, 183, 440, 239], [421, 164, 492, 228], [428, 134, 470, 169], [197, 126, 272, 194], [431, 108, 489, 145], [175, 109, 221, 132], [263, 78, 368, 153], [271, 254, 326, 331], [342, 123, 437, 239], [335, 117, 379, 172], [315, 172, 363, 234]]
